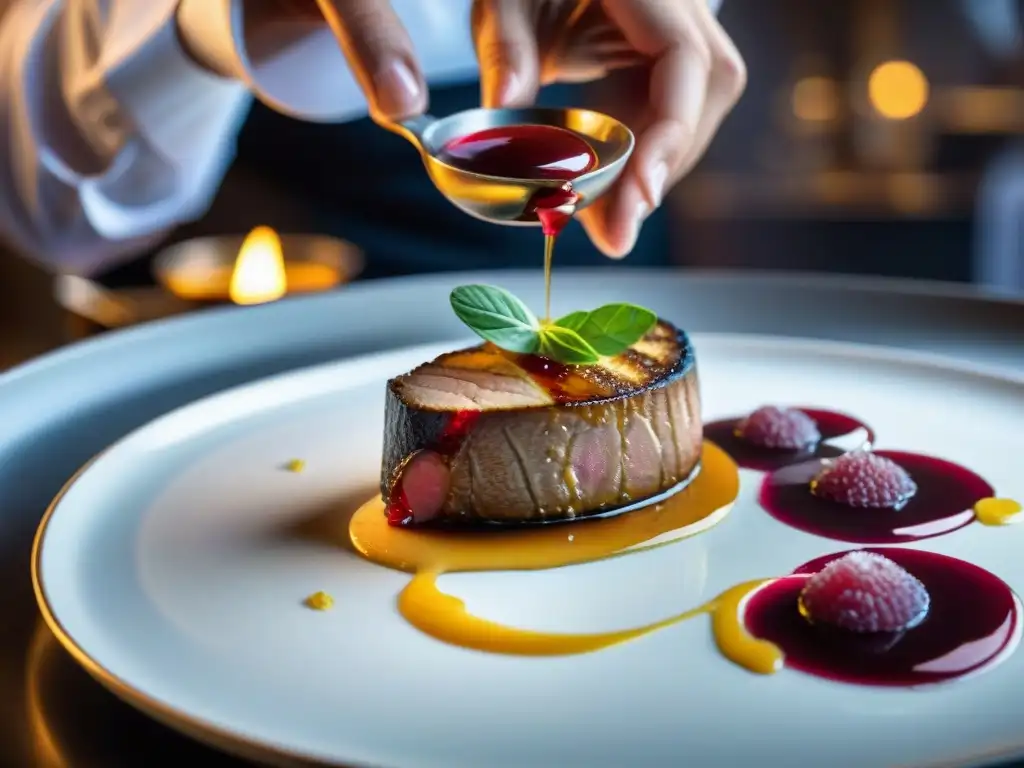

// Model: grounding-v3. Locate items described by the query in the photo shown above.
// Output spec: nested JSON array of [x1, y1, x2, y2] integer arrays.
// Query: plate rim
[[31, 331, 1024, 768], [6, 268, 1024, 392]]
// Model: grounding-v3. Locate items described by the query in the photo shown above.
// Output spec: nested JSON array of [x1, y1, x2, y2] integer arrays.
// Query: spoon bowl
[[384, 107, 634, 226]]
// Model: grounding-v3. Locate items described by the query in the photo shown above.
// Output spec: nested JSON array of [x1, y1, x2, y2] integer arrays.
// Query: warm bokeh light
[[229, 226, 288, 305], [792, 76, 840, 122], [868, 61, 929, 120]]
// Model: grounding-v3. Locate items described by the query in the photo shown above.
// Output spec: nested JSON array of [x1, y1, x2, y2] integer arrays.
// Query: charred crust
[[384, 319, 695, 415], [559, 322, 694, 409]]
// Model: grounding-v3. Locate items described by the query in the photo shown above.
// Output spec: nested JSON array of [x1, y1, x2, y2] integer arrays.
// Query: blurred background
[[0, 0, 1022, 365]]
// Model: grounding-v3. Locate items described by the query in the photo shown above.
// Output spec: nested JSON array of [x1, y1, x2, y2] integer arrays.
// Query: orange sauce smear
[[349, 442, 783, 673]]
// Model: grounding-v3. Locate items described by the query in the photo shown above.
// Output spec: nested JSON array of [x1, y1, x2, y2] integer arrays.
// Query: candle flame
[[230, 226, 287, 305]]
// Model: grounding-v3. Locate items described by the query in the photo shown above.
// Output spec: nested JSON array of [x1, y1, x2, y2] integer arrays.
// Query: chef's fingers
[[315, 0, 427, 120], [583, 0, 745, 257], [665, 8, 746, 182], [472, 0, 541, 107]]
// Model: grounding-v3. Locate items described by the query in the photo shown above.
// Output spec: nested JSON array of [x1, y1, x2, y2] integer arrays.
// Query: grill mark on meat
[[503, 424, 542, 514], [626, 410, 664, 497], [625, 346, 667, 378], [616, 404, 628, 501], [666, 387, 682, 481], [649, 389, 676, 486], [684, 373, 702, 471], [645, 401, 666, 490], [563, 418, 581, 518], [677, 386, 693, 479], [467, 435, 482, 521], [544, 412, 572, 516]]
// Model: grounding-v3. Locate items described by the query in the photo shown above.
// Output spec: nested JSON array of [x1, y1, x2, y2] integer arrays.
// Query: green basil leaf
[[537, 326, 601, 365], [564, 303, 658, 356], [450, 284, 540, 353], [553, 310, 589, 332]]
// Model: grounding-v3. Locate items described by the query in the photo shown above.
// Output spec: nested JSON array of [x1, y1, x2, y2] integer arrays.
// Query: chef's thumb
[[472, 0, 540, 108], [315, 0, 427, 120]]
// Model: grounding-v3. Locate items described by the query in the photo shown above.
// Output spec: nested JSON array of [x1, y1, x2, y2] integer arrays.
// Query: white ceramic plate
[[32, 334, 1024, 768]]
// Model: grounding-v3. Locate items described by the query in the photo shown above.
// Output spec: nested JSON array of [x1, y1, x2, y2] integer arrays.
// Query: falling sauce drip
[[544, 234, 555, 321], [533, 184, 579, 322]]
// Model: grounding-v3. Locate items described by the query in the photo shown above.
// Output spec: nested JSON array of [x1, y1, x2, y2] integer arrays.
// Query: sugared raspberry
[[811, 451, 917, 509], [734, 406, 821, 450], [799, 551, 930, 633]]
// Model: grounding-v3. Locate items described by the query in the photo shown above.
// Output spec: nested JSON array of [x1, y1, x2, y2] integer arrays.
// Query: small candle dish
[[152, 231, 364, 304], [53, 276, 199, 340]]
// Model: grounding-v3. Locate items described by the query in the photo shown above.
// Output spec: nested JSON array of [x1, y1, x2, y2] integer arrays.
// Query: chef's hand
[[297, 0, 429, 119], [472, 0, 747, 258], [260, 1, 745, 258]]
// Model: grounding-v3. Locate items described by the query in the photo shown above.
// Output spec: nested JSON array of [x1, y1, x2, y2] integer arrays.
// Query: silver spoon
[[381, 106, 635, 226], [310, 0, 632, 225]]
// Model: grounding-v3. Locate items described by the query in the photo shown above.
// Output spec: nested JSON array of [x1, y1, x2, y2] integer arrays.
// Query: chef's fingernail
[[644, 161, 670, 208], [499, 71, 525, 106], [635, 197, 651, 226], [484, 69, 524, 108], [374, 59, 426, 119]]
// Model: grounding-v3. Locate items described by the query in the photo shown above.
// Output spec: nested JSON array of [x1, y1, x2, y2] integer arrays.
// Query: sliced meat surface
[[380, 320, 701, 526]]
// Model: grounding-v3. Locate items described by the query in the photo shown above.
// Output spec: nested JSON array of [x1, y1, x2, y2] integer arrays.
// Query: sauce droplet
[[974, 497, 1023, 526], [304, 591, 334, 611]]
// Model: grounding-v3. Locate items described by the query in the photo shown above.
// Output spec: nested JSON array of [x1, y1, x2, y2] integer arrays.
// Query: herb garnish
[[450, 284, 657, 366]]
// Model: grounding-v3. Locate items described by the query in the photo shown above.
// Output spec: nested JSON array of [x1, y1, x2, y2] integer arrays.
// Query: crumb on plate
[[284, 459, 306, 473]]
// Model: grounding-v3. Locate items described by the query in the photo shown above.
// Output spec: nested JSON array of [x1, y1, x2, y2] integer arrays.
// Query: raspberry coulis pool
[[758, 450, 994, 543], [704, 407, 873, 472], [743, 548, 1021, 687]]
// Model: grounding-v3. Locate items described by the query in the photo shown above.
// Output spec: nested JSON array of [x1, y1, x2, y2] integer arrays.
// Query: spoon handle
[[382, 114, 437, 151]]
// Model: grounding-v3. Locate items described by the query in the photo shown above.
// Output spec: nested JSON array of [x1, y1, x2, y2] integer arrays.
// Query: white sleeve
[[176, 0, 480, 124], [0, 0, 250, 275]]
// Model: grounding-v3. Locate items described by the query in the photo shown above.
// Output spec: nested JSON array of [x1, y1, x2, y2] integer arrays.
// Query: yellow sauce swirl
[[349, 442, 783, 674]]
